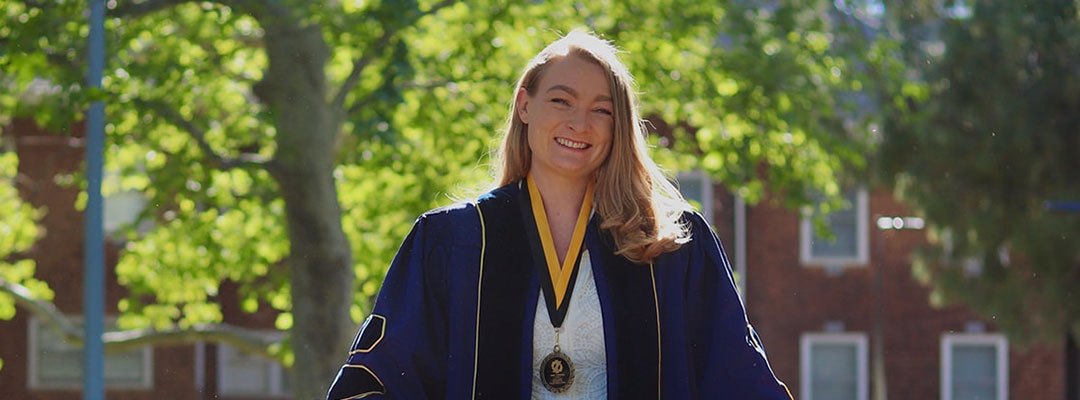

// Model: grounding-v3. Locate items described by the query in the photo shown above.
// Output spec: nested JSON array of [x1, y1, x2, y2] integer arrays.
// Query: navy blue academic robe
[[327, 182, 792, 399]]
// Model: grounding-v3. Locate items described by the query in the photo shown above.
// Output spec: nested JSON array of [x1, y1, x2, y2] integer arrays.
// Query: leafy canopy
[[0, 153, 53, 372], [879, 1, 1080, 345], [2, 0, 877, 396]]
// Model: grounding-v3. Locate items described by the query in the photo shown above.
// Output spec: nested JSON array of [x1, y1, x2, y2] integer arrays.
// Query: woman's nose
[[567, 108, 587, 132]]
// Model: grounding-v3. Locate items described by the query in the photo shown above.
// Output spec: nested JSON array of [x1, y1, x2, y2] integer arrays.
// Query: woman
[[327, 30, 792, 399]]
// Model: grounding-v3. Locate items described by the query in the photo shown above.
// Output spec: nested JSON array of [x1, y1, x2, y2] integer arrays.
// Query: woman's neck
[[529, 173, 591, 265], [531, 173, 589, 215]]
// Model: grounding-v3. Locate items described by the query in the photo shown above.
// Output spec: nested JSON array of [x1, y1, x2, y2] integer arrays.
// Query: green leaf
[[274, 312, 293, 331]]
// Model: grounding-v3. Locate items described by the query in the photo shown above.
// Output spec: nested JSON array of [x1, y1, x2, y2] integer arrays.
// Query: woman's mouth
[[555, 137, 590, 149]]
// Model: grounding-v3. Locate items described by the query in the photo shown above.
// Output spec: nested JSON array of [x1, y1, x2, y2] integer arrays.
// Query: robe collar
[[472, 181, 660, 398]]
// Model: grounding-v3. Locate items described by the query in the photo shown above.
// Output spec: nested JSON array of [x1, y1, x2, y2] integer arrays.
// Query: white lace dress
[[530, 250, 608, 399]]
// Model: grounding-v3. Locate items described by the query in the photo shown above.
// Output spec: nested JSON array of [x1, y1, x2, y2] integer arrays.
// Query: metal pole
[[872, 222, 887, 400], [871, 215, 924, 400], [83, 0, 106, 398]]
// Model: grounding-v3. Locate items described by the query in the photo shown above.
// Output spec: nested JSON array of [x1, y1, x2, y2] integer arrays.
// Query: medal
[[540, 343, 575, 393], [524, 175, 594, 394]]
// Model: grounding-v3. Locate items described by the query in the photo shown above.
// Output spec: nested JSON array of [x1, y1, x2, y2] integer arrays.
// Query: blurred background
[[1, 0, 1077, 399]]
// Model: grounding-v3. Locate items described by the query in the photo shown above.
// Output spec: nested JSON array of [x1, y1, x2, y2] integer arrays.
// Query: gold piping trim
[[782, 382, 795, 400], [471, 202, 487, 399], [349, 314, 387, 355], [337, 364, 387, 399], [650, 263, 661, 399]]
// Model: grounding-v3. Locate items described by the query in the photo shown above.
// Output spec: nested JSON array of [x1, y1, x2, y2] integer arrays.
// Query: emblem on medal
[[540, 345, 575, 393]]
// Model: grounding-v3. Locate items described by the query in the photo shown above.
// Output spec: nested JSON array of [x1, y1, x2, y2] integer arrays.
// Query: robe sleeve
[[326, 212, 450, 400], [685, 212, 794, 399]]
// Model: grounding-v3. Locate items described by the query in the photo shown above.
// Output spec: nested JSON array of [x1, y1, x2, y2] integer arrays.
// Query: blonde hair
[[494, 30, 692, 264]]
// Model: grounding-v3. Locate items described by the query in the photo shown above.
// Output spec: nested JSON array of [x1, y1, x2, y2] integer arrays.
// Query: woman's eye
[[594, 108, 613, 116], [551, 98, 571, 106]]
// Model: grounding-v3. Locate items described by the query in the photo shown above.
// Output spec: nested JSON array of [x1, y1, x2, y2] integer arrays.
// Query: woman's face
[[517, 55, 614, 184]]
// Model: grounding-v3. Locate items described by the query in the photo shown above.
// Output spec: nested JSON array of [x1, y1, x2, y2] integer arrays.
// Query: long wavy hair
[[494, 30, 692, 264]]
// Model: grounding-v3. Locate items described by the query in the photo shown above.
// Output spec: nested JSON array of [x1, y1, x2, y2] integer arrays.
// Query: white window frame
[[676, 170, 714, 224], [676, 170, 746, 297], [800, 332, 869, 400], [103, 189, 147, 234], [27, 316, 154, 390], [216, 333, 290, 398], [940, 333, 1008, 400], [800, 188, 869, 268], [103, 168, 150, 240]]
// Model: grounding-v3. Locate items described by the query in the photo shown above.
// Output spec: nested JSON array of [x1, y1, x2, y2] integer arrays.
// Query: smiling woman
[[326, 30, 794, 399], [517, 56, 614, 190]]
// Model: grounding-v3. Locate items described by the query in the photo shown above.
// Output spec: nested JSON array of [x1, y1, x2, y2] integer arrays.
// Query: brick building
[[1, 117, 1068, 398], [1, 119, 289, 399], [679, 172, 1067, 400]]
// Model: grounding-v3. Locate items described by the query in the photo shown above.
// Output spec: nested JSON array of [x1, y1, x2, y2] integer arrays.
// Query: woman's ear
[[515, 88, 530, 124]]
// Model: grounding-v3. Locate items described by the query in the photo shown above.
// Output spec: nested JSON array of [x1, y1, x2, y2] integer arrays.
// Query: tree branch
[[345, 79, 451, 116], [109, 0, 196, 17], [332, 30, 395, 113], [425, 0, 459, 18], [109, 0, 292, 25], [103, 323, 281, 359], [18, 0, 49, 9], [331, 0, 459, 113], [217, 0, 294, 26], [0, 276, 80, 339], [108, 0, 198, 18], [1, 277, 284, 362], [131, 98, 273, 173]]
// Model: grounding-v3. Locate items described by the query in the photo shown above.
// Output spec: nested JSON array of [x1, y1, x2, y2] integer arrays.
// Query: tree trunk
[[264, 23, 354, 400]]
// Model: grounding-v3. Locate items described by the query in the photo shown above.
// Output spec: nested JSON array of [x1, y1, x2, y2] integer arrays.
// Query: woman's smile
[[555, 137, 590, 150]]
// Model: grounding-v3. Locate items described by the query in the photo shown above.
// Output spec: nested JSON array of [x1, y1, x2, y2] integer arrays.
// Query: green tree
[[0, 152, 53, 373], [2, 1, 874, 397], [878, 1, 1080, 346]]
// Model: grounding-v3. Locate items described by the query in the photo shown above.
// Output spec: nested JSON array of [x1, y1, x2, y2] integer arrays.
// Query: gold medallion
[[540, 346, 575, 393]]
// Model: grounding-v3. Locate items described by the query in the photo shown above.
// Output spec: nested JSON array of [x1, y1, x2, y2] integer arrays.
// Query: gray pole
[[871, 215, 925, 400], [872, 221, 887, 400], [83, 0, 106, 398]]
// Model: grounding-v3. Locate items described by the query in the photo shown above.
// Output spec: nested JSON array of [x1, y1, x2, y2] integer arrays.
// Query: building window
[[217, 339, 290, 397], [800, 332, 868, 400], [103, 169, 149, 239], [677, 170, 748, 297], [941, 333, 1008, 400], [800, 188, 869, 267], [27, 316, 153, 390], [676, 170, 714, 224]]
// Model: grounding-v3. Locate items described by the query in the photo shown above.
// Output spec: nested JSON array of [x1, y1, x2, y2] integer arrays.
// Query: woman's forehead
[[534, 56, 612, 99]]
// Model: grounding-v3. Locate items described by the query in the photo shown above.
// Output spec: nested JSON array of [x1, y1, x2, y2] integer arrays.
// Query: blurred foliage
[[0, 152, 53, 372], [878, 0, 1080, 346], [2, 0, 880, 394], [0, 0, 876, 320]]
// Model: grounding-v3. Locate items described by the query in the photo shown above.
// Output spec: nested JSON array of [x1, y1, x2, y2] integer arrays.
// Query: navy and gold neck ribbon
[[525, 174, 594, 329]]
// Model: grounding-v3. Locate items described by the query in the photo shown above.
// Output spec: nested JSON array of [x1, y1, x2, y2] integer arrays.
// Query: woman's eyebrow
[[546, 84, 578, 97], [546, 84, 612, 102]]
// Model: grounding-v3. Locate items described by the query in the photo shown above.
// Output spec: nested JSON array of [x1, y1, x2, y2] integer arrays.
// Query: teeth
[[556, 137, 589, 149]]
